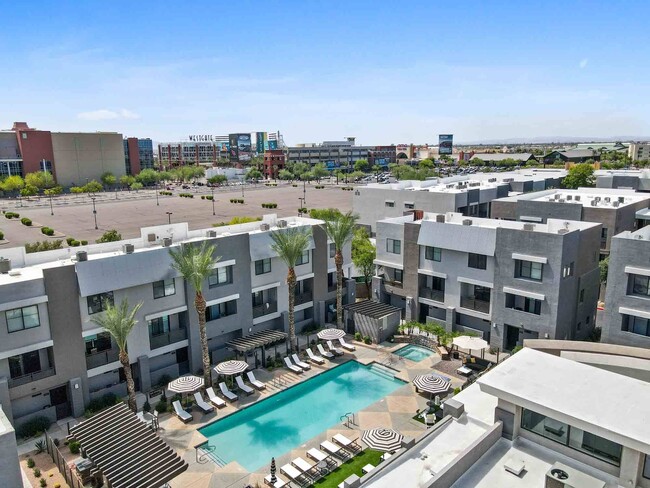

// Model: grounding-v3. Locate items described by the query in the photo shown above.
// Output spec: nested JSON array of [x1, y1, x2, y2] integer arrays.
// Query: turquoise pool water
[[199, 361, 405, 471], [394, 344, 435, 362]]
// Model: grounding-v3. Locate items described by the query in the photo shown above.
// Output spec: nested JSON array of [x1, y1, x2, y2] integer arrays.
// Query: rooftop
[[614, 223, 650, 240], [498, 187, 649, 208]]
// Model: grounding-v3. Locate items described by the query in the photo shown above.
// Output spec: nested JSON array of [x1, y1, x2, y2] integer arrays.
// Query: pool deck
[[159, 340, 466, 488]]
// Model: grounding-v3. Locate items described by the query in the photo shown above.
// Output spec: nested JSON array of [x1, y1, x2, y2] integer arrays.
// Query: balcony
[[420, 287, 444, 303], [328, 281, 347, 293], [253, 301, 278, 318], [149, 328, 188, 350], [460, 297, 490, 314], [86, 348, 120, 369], [295, 291, 313, 305], [8, 367, 56, 388]]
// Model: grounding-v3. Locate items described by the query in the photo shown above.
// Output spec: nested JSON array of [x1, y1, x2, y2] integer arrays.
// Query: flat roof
[[478, 348, 650, 453], [343, 300, 402, 319], [498, 187, 649, 208]]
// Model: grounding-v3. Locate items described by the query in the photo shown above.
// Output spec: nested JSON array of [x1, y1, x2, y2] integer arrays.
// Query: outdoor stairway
[[368, 363, 399, 381], [267, 372, 301, 392]]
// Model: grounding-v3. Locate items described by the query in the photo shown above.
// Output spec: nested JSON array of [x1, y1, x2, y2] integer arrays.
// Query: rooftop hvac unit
[[575, 195, 581, 201], [604, 197, 610, 202], [0, 258, 10, 274], [566, 195, 572, 201], [206, 230, 217, 238], [557, 229, 570, 235], [278, 220, 288, 228], [523, 223, 535, 231], [488, 178, 497, 182], [595, 196, 601, 201], [619, 196, 625, 203], [558, 199, 565, 203], [147, 233, 156, 242], [462, 219, 473, 226], [591, 200, 598, 206], [435, 214, 446, 223], [503, 178, 514, 183], [260, 223, 270, 231], [612, 201, 620, 207], [162, 237, 172, 247], [123, 244, 134, 254], [76, 251, 88, 262]]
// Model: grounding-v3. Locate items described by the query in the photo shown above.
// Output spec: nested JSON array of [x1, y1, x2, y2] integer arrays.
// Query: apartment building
[[0, 215, 353, 429], [628, 142, 650, 161], [491, 188, 650, 258], [372, 212, 601, 351], [123, 137, 154, 174]]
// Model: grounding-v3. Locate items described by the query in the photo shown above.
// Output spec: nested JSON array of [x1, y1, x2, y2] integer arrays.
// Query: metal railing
[[460, 297, 490, 314], [295, 291, 313, 305], [85, 348, 120, 369], [149, 328, 188, 349], [420, 287, 444, 302], [44, 431, 85, 488], [253, 301, 278, 318], [8, 367, 56, 388], [340, 412, 357, 429]]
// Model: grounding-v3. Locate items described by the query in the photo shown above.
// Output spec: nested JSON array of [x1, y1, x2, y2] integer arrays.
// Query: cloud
[[77, 108, 140, 120], [579, 58, 588, 69]]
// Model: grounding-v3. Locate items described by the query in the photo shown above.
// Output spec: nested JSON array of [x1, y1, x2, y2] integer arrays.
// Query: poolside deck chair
[[291, 353, 311, 371], [264, 474, 288, 488], [306, 347, 325, 364], [333, 433, 361, 453], [317, 343, 335, 359], [321, 440, 350, 460], [327, 340, 345, 356], [292, 456, 322, 481], [206, 387, 226, 408], [193, 392, 215, 413], [281, 462, 312, 486], [235, 375, 255, 395], [172, 400, 192, 423], [219, 382, 238, 402], [284, 356, 303, 374], [247, 371, 266, 390], [307, 447, 337, 469], [338, 337, 356, 351]]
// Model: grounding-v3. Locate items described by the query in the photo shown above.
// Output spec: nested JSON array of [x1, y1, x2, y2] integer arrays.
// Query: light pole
[[155, 182, 159, 206], [303, 178, 306, 205], [211, 187, 215, 216], [298, 197, 305, 216], [48, 192, 53, 216], [91, 197, 98, 230], [166, 212, 173, 225]]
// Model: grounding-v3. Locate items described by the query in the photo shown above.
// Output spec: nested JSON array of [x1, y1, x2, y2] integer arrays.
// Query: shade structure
[[452, 335, 489, 351], [361, 428, 403, 452], [270, 457, 277, 484], [317, 328, 346, 340], [214, 360, 249, 376], [412, 374, 451, 395], [167, 375, 203, 394]]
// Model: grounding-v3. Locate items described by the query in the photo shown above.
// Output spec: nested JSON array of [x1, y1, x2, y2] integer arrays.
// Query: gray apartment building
[[490, 188, 650, 258], [0, 215, 353, 429], [601, 225, 650, 348], [596, 168, 650, 192], [372, 212, 601, 351]]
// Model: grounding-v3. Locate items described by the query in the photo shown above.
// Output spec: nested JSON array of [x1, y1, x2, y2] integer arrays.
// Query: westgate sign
[[188, 135, 214, 142]]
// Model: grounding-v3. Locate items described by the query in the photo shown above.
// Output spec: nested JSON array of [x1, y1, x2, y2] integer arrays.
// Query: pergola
[[68, 403, 188, 488], [226, 329, 288, 367]]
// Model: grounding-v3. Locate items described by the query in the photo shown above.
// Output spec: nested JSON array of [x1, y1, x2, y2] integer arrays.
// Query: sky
[[1, 0, 650, 145]]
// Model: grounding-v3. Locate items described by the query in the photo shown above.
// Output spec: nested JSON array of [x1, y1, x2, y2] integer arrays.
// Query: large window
[[153, 279, 175, 299], [521, 408, 622, 466], [255, 258, 271, 275], [394, 269, 403, 283], [515, 260, 543, 281], [622, 314, 650, 337], [8, 350, 42, 379], [468, 253, 487, 270], [87, 292, 114, 315], [425, 246, 441, 262], [6, 305, 40, 332], [85, 332, 112, 355], [209, 265, 233, 288], [631, 275, 650, 297], [505, 293, 541, 315], [148, 316, 170, 336], [386, 238, 401, 254], [296, 250, 310, 266], [206, 300, 237, 321]]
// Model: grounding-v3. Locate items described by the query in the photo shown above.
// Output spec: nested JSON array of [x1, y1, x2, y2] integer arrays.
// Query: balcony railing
[[328, 282, 347, 293], [295, 291, 313, 305], [420, 287, 444, 303], [460, 297, 490, 314], [253, 301, 278, 318], [149, 328, 188, 350], [86, 348, 120, 369], [8, 367, 56, 388]]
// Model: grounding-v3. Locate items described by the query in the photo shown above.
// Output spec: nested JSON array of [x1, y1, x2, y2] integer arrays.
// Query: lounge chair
[[193, 392, 215, 413], [320, 440, 350, 460], [247, 371, 266, 390], [306, 347, 325, 364], [317, 343, 335, 359], [362, 464, 375, 475], [206, 387, 226, 408], [264, 474, 288, 487], [333, 433, 361, 453], [172, 400, 192, 423], [307, 448, 337, 469], [327, 340, 345, 356], [338, 337, 356, 351], [292, 456, 322, 481], [292, 353, 311, 371], [281, 462, 312, 486], [284, 356, 303, 374], [219, 382, 238, 402], [235, 375, 255, 395]]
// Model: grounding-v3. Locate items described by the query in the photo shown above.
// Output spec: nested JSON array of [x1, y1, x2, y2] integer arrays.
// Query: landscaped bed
[[313, 449, 382, 488]]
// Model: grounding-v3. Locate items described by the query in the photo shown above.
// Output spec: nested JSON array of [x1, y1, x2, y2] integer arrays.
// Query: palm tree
[[323, 212, 358, 328], [169, 241, 219, 387], [270, 227, 312, 353], [90, 299, 143, 412]]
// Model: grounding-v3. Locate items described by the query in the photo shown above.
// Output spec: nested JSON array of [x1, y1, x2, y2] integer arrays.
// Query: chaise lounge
[[327, 340, 345, 356], [306, 447, 337, 470], [247, 371, 267, 390], [172, 400, 192, 423], [206, 387, 226, 408], [235, 375, 255, 396], [317, 343, 335, 359], [292, 456, 323, 481], [219, 382, 238, 402], [306, 347, 325, 364], [281, 462, 312, 486], [333, 433, 361, 453], [321, 440, 351, 460], [193, 392, 215, 413], [292, 353, 311, 371], [338, 337, 356, 351], [284, 356, 303, 374]]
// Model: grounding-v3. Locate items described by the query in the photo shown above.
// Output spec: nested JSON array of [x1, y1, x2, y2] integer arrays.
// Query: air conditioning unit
[[462, 219, 472, 226], [260, 223, 270, 231], [162, 237, 172, 247], [206, 230, 217, 238], [278, 220, 288, 228], [123, 244, 134, 254], [591, 200, 598, 206], [147, 233, 156, 243], [76, 251, 88, 262], [574, 195, 581, 201], [435, 214, 446, 223], [618, 196, 625, 203], [557, 229, 570, 235], [604, 197, 610, 202], [612, 201, 620, 207], [0, 258, 10, 274], [566, 195, 572, 201], [488, 178, 497, 182], [523, 223, 535, 231]]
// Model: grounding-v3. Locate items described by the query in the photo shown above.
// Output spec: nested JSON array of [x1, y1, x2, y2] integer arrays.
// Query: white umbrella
[[361, 428, 403, 452], [452, 336, 488, 351], [412, 374, 451, 395], [214, 360, 249, 376], [167, 375, 203, 407], [317, 328, 346, 340]]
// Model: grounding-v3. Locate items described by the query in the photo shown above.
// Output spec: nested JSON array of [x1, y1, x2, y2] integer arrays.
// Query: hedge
[[179, 193, 194, 198], [16, 416, 51, 439], [21, 217, 32, 226], [315, 185, 324, 189], [41, 227, 54, 236], [261, 203, 278, 209], [5, 212, 19, 219], [159, 191, 172, 196], [230, 198, 245, 204], [201, 195, 214, 200], [341, 187, 354, 191], [0, 230, 4, 240]]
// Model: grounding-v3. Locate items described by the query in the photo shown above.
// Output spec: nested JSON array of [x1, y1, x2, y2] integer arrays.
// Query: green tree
[[278, 169, 294, 181], [207, 174, 227, 186], [44, 186, 63, 196], [348, 170, 365, 181], [100, 172, 117, 188], [599, 256, 609, 284], [25, 171, 55, 190], [120, 175, 136, 188], [287, 161, 309, 178], [130, 182, 143, 191], [20, 184, 38, 197], [352, 228, 376, 296], [1, 175, 24, 194], [354, 159, 370, 172], [136, 168, 160, 186], [419, 159, 434, 170], [246, 168, 263, 181], [311, 163, 329, 181], [169, 242, 219, 387], [309, 208, 343, 220], [562, 164, 596, 189], [269, 227, 312, 352], [96, 229, 122, 243], [158, 171, 173, 183], [83, 180, 103, 193], [322, 212, 358, 327], [89, 299, 143, 412]]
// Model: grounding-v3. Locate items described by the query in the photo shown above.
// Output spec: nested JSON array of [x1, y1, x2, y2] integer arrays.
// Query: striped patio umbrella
[[412, 374, 451, 395], [317, 328, 346, 340], [270, 457, 277, 484], [361, 428, 403, 452], [167, 375, 203, 394], [214, 360, 249, 376]]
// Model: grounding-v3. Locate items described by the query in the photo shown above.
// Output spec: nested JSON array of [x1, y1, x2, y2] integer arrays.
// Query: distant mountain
[[457, 136, 650, 146]]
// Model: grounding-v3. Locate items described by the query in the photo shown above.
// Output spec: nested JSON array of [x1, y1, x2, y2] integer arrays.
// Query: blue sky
[[1, 1, 649, 145]]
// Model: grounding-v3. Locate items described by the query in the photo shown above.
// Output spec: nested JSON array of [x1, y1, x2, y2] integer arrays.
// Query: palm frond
[[169, 241, 220, 291], [323, 211, 358, 250], [89, 299, 143, 351], [270, 227, 312, 268]]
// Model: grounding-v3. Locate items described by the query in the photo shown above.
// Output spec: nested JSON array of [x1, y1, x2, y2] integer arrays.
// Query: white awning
[[457, 277, 494, 289], [625, 266, 650, 277], [418, 269, 447, 279], [144, 305, 188, 322], [205, 294, 239, 307], [374, 259, 403, 270], [503, 286, 545, 301], [0, 340, 54, 360], [619, 307, 650, 320], [512, 253, 548, 264]]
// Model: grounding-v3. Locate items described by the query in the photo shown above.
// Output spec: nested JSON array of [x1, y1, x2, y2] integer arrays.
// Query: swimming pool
[[394, 344, 435, 362], [198, 361, 405, 471]]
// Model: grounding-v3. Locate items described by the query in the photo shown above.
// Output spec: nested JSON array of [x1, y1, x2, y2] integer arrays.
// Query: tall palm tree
[[169, 241, 219, 387], [270, 227, 312, 353], [90, 299, 143, 412], [323, 212, 358, 328]]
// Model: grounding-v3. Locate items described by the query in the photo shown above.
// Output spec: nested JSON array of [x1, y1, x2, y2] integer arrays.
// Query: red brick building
[[263, 150, 285, 178]]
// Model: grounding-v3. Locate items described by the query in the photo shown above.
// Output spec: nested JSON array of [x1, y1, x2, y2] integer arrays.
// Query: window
[[394, 269, 403, 283], [85, 332, 112, 355], [255, 258, 271, 275], [562, 262, 574, 278], [473, 285, 491, 303], [644, 454, 650, 479], [329, 243, 336, 258], [425, 246, 441, 262], [209, 265, 233, 288], [386, 238, 401, 254], [622, 314, 650, 337], [148, 316, 170, 336], [153, 279, 175, 299], [296, 250, 310, 266], [87, 292, 114, 315], [8, 350, 41, 379], [404, 202, 414, 209], [206, 300, 238, 321], [515, 260, 543, 281], [468, 253, 487, 270], [631, 275, 650, 297], [385, 201, 395, 208], [601, 228, 608, 240], [6, 305, 40, 332], [505, 294, 541, 315], [579, 289, 585, 303]]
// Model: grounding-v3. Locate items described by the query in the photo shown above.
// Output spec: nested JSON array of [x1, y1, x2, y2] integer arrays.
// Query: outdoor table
[[457, 365, 473, 376], [318, 460, 328, 474]]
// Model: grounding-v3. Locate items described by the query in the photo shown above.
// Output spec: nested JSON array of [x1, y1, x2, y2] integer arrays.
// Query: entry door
[[176, 347, 190, 375], [505, 325, 520, 351], [50, 385, 71, 420]]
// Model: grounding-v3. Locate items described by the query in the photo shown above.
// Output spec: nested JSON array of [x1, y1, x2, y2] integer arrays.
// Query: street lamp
[[166, 211, 173, 225], [211, 187, 216, 215], [48, 192, 53, 216], [298, 197, 305, 216], [303, 178, 306, 205], [91, 197, 98, 230], [155, 182, 159, 206]]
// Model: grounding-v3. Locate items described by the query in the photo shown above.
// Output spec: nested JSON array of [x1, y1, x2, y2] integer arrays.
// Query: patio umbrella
[[361, 428, 403, 452], [167, 375, 203, 407], [317, 328, 346, 340], [214, 360, 249, 376], [452, 336, 488, 351], [270, 457, 277, 484], [412, 374, 451, 395]]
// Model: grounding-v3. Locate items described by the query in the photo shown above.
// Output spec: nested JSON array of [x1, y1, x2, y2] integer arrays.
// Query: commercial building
[[597, 169, 650, 192], [0, 215, 353, 429], [158, 141, 227, 166], [123, 137, 154, 174], [263, 149, 286, 179], [543, 149, 599, 164], [372, 212, 601, 351], [575, 141, 628, 152], [469, 152, 538, 164], [491, 188, 650, 257], [286, 138, 395, 169], [628, 142, 650, 161]]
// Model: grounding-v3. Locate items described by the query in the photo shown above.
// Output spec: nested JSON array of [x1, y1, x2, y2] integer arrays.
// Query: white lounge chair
[[292, 353, 311, 371], [306, 348, 325, 364], [172, 400, 192, 423], [219, 382, 238, 402], [321, 440, 350, 460], [206, 387, 226, 408], [317, 343, 335, 359], [327, 340, 345, 356], [333, 433, 361, 453], [247, 371, 266, 390], [281, 462, 312, 486], [193, 392, 215, 413], [292, 456, 322, 480], [264, 474, 288, 487], [235, 375, 255, 395], [284, 356, 303, 374], [338, 337, 356, 351], [307, 447, 336, 469]]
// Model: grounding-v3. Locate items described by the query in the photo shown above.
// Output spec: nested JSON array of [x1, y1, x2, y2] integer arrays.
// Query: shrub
[[292, 184, 298, 187], [0, 230, 4, 240], [80, 240, 88, 245], [101, 392, 118, 407], [143, 400, 151, 413], [96, 229, 121, 243], [21, 217, 32, 226], [453, 387, 462, 395], [229, 198, 244, 204], [315, 185, 324, 189], [24, 240, 63, 253], [53, 438, 60, 447], [157, 373, 172, 388], [5, 212, 19, 219], [55, 484, 61, 488], [33, 468, 41, 477], [354, 332, 362, 341], [155, 400, 168, 414], [34, 440, 45, 454], [66, 237, 74, 245], [41, 227, 54, 236], [179, 193, 194, 198], [16, 416, 51, 439], [71, 240, 80, 247], [342, 187, 354, 191], [261, 203, 278, 209], [40, 477, 47, 487], [213, 216, 261, 227], [363, 336, 372, 344], [27, 458, 35, 469], [68, 441, 80, 455], [298, 207, 308, 214]]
